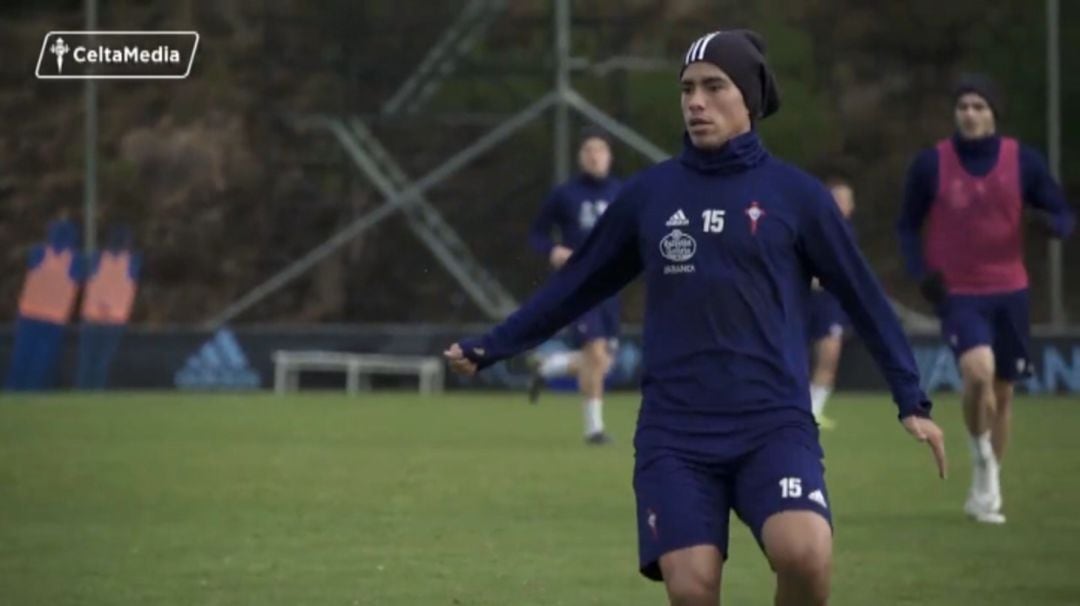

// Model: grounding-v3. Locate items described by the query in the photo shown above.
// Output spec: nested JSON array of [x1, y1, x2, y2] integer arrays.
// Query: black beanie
[[680, 29, 780, 121], [578, 124, 611, 149], [953, 73, 1003, 118]]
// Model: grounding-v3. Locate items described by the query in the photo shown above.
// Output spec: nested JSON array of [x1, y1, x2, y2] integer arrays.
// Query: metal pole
[[553, 0, 571, 184], [209, 93, 558, 327], [564, 89, 670, 162], [84, 0, 98, 254], [1047, 0, 1065, 326]]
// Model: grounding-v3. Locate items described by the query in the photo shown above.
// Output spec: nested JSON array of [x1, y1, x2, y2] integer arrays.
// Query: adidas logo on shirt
[[808, 489, 828, 509], [175, 328, 261, 389], [666, 209, 690, 227]]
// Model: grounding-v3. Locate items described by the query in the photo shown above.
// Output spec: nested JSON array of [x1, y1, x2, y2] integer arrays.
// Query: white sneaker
[[964, 462, 1005, 524], [971, 510, 1007, 524]]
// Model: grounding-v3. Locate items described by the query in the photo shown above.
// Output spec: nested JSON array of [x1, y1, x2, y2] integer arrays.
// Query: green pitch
[[1, 391, 1078, 605]]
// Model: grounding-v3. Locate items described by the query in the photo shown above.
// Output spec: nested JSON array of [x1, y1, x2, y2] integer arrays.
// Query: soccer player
[[898, 74, 1075, 524], [525, 127, 622, 444], [807, 177, 856, 430], [447, 29, 945, 605]]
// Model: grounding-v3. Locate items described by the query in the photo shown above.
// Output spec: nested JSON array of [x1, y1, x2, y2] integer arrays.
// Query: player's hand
[[901, 415, 947, 479], [919, 272, 947, 307], [549, 245, 573, 269], [1027, 209, 1062, 238], [443, 343, 478, 377]]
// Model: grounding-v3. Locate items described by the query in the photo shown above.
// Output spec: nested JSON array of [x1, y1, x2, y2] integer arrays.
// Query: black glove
[[919, 272, 947, 306], [1027, 209, 1060, 237]]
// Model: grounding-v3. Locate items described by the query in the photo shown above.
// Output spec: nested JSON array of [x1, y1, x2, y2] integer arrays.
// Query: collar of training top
[[679, 130, 769, 175]]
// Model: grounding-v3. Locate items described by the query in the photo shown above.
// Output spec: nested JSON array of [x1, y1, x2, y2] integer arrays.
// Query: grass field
[[1, 391, 1079, 605]]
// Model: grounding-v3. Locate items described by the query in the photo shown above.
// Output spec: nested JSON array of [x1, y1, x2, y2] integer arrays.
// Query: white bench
[[272, 351, 445, 395]]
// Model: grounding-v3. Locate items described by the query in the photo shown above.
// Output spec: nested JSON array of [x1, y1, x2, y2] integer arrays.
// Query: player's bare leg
[[579, 338, 611, 443], [959, 346, 1004, 523], [763, 511, 832, 606], [810, 334, 842, 430], [959, 347, 995, 435], [659, 545, 723, 606]]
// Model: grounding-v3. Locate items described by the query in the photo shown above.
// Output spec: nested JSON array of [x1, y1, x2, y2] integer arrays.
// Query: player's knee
[[659, 546, 722, 606], [995, 390, 1012, 415], [959, 348, 995, 386], [771, 543, 830, 602], [665, 571, 720, 606], [765, 518, 831, 599], [583, 341, 609, 367]]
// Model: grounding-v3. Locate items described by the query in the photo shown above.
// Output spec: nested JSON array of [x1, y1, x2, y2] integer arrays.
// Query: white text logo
[[36, 31, 199, 80]]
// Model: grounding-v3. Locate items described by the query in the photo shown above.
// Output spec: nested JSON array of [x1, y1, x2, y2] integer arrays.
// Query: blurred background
[[0, 0, 1077, 390]]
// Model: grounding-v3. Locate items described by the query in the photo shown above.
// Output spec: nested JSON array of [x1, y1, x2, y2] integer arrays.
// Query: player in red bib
[[898, 74, 1075, 524]]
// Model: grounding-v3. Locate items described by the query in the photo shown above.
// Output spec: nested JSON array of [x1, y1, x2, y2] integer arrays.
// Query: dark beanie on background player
[[680, 29, 781, 121], [578, 124, 611, 148], [953, 73, 1003, 118]]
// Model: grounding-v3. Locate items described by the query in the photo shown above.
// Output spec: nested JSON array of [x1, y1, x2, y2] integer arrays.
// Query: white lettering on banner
[[913, 345, 1080, 394]]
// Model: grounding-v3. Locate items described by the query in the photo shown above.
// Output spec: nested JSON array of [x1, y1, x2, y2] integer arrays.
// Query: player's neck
[[578, 171, 610, 185], [952, 131, 1000, 157], [679, 129, 768, 175]]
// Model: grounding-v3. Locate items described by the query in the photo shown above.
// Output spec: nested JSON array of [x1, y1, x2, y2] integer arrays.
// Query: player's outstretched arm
[[449, 186, 644, 373], [798, 179, 945, 477]]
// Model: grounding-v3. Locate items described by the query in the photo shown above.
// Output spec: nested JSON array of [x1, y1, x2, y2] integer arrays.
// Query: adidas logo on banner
[[808, 489, 828, 509], [666, 209, 689, 227], [174, 328, 261, 389]]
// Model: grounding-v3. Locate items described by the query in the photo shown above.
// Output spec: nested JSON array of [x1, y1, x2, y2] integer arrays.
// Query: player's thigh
[[634, 454, 731, 581], [580, 337, 609, 366], [958, 346, 995, 386], [733, 430, 832, 554], [990, 290, 1032, 382], [942, 295, 994, 361]]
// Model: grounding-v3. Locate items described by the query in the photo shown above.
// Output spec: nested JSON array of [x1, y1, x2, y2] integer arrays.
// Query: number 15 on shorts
[[780, 477, 802, 498]]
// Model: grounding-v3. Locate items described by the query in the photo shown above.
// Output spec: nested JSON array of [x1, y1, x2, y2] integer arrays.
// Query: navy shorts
[[571, 297, 620, 347], [807, 290, 849, 342], [940, 289, 1031, 381], [633, 429, 832, 581]]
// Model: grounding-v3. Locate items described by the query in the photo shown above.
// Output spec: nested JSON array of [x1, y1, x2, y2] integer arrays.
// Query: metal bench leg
[[347, 363, 360, 396], [433, 367, 445, 394]]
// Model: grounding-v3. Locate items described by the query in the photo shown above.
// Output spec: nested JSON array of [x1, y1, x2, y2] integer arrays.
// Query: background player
[[897, 73, 1075, 524], [526, 127, 622, 444]]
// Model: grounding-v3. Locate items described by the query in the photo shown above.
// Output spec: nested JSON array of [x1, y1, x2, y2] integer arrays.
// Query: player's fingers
[[928, 433, 947, 479]]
